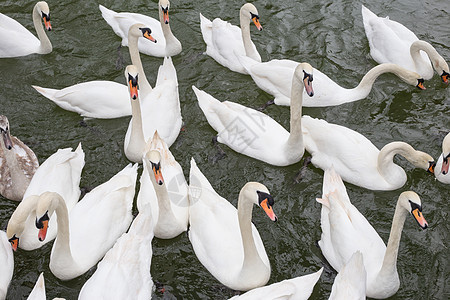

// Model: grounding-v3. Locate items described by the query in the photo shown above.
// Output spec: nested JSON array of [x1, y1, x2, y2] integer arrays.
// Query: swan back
[[329, 251, 366, 300]]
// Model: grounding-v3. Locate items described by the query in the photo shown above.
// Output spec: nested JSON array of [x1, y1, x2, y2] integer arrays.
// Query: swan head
[[6, 217, 26, 252], [240, 182, 277, 221], [35, 192, 62, 242], [159, 0, 170, 24], [145, 149, 164, 185], [438, 133, 450, 175], [36, 1, 51, 31], [410, 150, 435, 174], [129, 24, 157, 43], [432, 56, 449, 84], [0, 115, 13, 150], [240, 3, 262, 31], [398, 191, 428, 229], [294, 63, 314, 97], [125, 65, 139, 100]]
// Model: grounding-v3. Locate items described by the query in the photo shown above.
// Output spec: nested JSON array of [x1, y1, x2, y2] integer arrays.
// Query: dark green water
[[0, 0, 448, 299]]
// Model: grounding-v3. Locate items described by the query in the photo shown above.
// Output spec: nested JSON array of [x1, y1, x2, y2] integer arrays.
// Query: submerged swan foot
[[115, 44, 125, 70], [293, 156, 312, 183], [211, 136, 227, 163], [257, 99, 275, 111]]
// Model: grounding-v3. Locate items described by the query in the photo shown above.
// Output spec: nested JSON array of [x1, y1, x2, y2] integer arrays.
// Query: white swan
[[434, 132, 450, 184], [26, 272, 45, 300], [125, 55, 181, 148], [361, 5, 449, 82], [329, 251, 366, 300], [99, 0, 182, 57], [200, 3, 262, 74], [0, 1, 52, 58], [6, 144, 84, 251], [0, 231, 13, 300], [78, 210, 154, 299], [302, 116, 435, 190], [136, 131, 189, 239], [229, 267, 323, 300], [317, 167, 428, 299], [0, 115, 39, 201], [34, 164, 137, 280], [188, 158, 277, 291], [238, 55, 425, 106], [193, 63, 314, 166], [31, 24, 157, 119]]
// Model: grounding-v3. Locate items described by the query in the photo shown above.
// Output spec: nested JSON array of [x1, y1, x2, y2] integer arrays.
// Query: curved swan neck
[[378, 142, 415, 179], [410, 41, 435, 77], [237, 190, 263, 272], [8, 195, 40, 234], [128, 32, 152, 96], [354, 64, 406, 98], [51, 194, 75, 262], [239, 12, 258, 61], [32, 4, 51, 54], [286, 72, 304, 150], [378, 199, 408, 277]]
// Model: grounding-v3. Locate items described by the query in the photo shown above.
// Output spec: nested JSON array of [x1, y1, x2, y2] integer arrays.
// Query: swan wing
[[69, 164, 137, 267], [32, 82, 131, 119], [78, 212, 154, 300], [99, 5, 165, 56], [229, 268, 323, 300], [26, 272, 45, 300], [329, 251, 366, 300], [0, 231, 13, 300]]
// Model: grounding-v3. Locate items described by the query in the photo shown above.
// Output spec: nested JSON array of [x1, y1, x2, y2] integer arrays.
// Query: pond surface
[[0, 0, 448, 299]]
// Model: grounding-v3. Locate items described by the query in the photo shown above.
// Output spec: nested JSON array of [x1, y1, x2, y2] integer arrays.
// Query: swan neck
[[379, 200, 408, 276], [409, 41, 434, 77], [378, 142, 414, 178], [128, 96, 146, 160], [9, 195, 40, 230], [240, 14, 258, 61], [52, 195, 75, 261], [128, 33, 152, 95], [32, 5, 51, 54], [354, 64, 399, 97], [147, 166, 173, 220], [237, 191, 263, 273], [286, 74, 304, 149]]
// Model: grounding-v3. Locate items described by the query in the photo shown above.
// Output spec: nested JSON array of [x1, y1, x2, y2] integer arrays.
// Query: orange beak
[[153, 165, 164, 185], [416, 79, 426, 90], [303, 77, 314, 97], [441, 156, 449, 175], [163, 10, 170, 24], [129, 80, 138, 100], [252, 17, 262, 31], [38, 219, 49, 242], [412, 208, 428, 229], [441, 72, 449, 84], [428, 161, 435, 174], [260, 199, 277, 221], [143, 31, 157, 43], [43, 15, 51, 31], [9, 237, 18, 252]]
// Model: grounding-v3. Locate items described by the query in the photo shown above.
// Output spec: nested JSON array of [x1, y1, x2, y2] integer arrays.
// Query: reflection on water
[[0, 0, 448, 299]]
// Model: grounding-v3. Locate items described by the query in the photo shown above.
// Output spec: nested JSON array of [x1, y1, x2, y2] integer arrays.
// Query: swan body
[[302, 115, 434, 190], [78, 210, 154, 299], [0, 1, 52, 58], [229, 267, 323, 300], [99, 0, 182, 57], [200, 3, 262, 74], [0, 115, 39, 201], [193, 63, 314, 166], [0, 231, 13, 300], [125, 55, 181, 148], [34, 164, 137, 280], [329, 251, 366, 300], [238, 56, 425, 106], [188, 158, 277, 291], [361, 5, 449, 82], [136, 131, 189, 238], [32, 24, 157, 119], [317, 167, 428, 299], [434, 132, 450, 184], [6, 144, 84, 251]]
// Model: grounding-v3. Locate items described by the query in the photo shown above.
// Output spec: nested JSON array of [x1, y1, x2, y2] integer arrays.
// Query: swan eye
[[302, 71, 313, 83], [427, 161, 435, 173], [42, 12, 50, 21]]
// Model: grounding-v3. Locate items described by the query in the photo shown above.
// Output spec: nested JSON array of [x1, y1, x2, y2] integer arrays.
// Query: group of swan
[[0, 115, 39, 201], [317, 167, 428, 298]]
